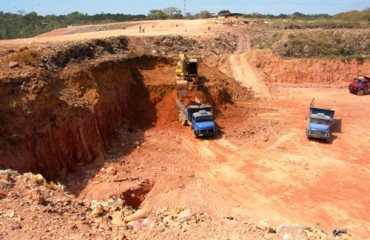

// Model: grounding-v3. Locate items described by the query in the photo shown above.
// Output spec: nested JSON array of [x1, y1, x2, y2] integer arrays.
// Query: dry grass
[[8, 47, 41, 66]]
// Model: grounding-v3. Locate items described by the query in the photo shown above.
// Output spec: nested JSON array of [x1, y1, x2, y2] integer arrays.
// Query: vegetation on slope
[[250, 29, 370, 60]]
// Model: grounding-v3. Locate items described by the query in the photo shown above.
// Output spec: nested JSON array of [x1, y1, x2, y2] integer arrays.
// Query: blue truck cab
[[191, 109, 216, 137], [176, 99, 216, 138], [306, 99, 335, 142]]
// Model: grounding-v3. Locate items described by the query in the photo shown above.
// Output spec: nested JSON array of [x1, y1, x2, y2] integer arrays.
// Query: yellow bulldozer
[[175, 52, 200, 95], [175, 52, 199, 82]]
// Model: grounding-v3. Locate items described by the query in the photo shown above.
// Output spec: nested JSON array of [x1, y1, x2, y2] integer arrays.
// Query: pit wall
[[2, 49, 369, 179], [0, 58, 158, 179], [242, 50, 370, 84]]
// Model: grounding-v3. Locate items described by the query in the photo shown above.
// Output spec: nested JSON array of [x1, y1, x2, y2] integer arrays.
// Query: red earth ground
[[0, 19, 369, 239]]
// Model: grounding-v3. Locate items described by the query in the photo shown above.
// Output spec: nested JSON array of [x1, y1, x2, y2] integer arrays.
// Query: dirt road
[[179, 85, 370, 236], [76, 82, 370, 237]]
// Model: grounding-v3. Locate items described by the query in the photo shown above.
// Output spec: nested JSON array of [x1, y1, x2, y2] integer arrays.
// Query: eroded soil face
[[1, 19, 370, 239]]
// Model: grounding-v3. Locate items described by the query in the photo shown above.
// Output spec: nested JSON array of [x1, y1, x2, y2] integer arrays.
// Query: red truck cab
[[348, 76, 370, 96]]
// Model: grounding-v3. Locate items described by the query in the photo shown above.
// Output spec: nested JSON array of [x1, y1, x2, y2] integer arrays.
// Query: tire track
[[180, 134, 287, 220]]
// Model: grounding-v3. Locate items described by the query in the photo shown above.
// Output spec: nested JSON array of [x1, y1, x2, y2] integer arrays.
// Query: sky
[[1, 0, 369, 16]]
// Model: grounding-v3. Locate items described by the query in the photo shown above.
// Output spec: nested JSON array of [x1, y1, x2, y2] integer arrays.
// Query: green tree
[[251, 12, 261, 18], [218, 10, 230, 16], [0, 12, 9, 39], [185, 12, 194, 19], [291, 12, 305, 19], [163, 7, 182, 19], [148, 9, 166, 19], [24, 12, 40, 35], [277, 14, 288, 18], [45, 14, 58, 30], [65, 11, 85, 25], [195, 10, 212, 19]]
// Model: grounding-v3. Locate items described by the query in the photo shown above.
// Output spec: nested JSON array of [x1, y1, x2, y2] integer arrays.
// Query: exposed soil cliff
[[0, 37, 247, 179], [2, 36, 370, 179], [1, 56, 151, 179], [240, 50, 370, 84]]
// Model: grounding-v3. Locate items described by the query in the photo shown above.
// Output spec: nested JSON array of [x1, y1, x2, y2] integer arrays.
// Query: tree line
[[0, 7, 369, 39], [0, 11, 147, 39]]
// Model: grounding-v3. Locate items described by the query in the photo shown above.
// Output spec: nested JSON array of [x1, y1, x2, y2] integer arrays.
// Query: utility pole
[[184, 0, 187, 18]]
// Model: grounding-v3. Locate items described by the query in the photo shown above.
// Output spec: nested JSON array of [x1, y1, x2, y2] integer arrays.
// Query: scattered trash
[[97, 168, 106, 175], [129, 177, 140, 182], [35, 174, 46, 185], [131, 218, 149, 229], [6, 210, 15, 218], [0, 169, 20, 176], [333, 229, 347, 237]]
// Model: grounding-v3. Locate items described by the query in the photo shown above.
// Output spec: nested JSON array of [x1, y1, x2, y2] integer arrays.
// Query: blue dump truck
[[306, 98, 335, 142], [176, 99, 216, 137]]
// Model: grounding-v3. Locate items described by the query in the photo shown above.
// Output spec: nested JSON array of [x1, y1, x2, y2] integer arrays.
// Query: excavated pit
[[1, 35, 370, 182], [1, 24, 370, 239], [0, 47, 250, 210], [0, 48, 248, 182]]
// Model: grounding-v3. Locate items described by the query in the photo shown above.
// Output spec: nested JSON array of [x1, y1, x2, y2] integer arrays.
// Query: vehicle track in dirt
[[1, 18, 370, 239], [163, 80, 370, 238]]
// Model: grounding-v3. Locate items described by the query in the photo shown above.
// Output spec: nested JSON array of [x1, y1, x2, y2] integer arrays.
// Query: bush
[[250, 28, 370, 59]]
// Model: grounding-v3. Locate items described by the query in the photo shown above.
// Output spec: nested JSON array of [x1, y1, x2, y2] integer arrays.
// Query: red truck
[[348, 76, 370, 95]]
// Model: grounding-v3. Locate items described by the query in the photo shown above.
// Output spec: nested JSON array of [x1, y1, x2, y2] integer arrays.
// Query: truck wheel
[[193, 130, 198, 138], [357, 89, 364, 96]]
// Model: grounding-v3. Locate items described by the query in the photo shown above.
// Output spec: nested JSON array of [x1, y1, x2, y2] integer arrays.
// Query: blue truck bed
[[309, 98, 335, 119], [307, 98, 335, 142], [309, 107, 335, 119]]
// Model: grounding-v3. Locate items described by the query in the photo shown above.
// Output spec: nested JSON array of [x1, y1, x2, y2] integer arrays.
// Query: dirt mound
[[0, 171, 260, 239], [0, 167, 352, 239]]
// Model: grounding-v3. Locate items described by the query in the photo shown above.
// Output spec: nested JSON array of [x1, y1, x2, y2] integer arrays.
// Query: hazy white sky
[[1, 0, 369, 16]]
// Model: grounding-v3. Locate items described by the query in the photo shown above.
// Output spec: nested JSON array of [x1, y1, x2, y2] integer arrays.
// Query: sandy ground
[[0, 19, 224, 49]]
